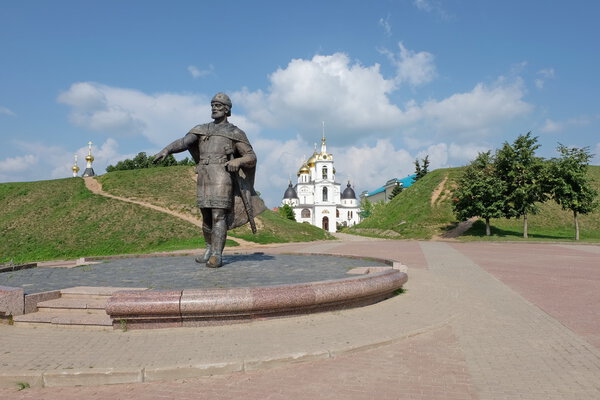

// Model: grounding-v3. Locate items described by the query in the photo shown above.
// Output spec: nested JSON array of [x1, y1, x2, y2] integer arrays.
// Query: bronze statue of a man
[[154, 93, 263, 268]]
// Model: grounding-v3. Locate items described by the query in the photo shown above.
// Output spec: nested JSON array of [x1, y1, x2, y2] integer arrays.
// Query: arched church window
[[322, 187, 328, 202], [301, 208, 311, 218], [322, 166, 328, 180], [336, 209, 339, 218]]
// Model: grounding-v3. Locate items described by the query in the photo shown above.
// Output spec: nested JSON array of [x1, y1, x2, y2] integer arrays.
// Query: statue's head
[[211, 92, 232, 119]]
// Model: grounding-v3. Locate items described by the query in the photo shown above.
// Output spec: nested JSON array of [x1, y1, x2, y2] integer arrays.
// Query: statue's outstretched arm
[[153, 133, 197, 162]]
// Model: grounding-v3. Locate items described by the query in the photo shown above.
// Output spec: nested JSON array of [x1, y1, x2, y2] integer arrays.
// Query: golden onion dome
[[72, 164, 80, 173], [307, 152, 317, 167], [85, 154, 94, 162], [297, 163, 310, 176]]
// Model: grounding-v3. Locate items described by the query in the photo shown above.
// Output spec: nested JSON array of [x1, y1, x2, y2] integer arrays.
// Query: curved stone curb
[[106, 268, 407, 329]]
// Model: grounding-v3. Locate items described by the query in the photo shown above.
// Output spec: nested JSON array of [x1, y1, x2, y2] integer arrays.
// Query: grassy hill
[[0, 167, 330, 263], [347, 168, 462, 239], [96, 166, 332, 244], [348, 165, 600, 242], [0, 177, 203, 263]]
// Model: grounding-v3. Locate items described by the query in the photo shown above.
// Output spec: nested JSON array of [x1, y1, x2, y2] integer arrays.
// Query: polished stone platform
[[1, 253, 408, 329]]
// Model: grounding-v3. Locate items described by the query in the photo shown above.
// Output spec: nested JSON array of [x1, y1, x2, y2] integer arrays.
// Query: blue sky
[[1, 0, 599, 207]]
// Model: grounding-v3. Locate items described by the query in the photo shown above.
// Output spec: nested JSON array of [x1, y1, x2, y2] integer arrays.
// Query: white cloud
[[535, 68, 555, 89], [0, 138, 135, 183], [382, 42, 437, 87], [0, 154, 37, 174], [235, 52, 531, 145], [416, 142, 491, 170], [378, 15, 392, 37], [540, 115, 591, 133], [413, 0, 452, 19], [331, 139, 415, 191], [0, 106, 16, 116], [58, 82, 211, 145], [418, 80, 532, 135], [188, 65, 214, 79], [541, 118, 562, 133], [234, 53, 401, 135]]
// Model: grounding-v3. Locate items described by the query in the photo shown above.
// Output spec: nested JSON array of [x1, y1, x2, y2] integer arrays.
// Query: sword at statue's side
[[227, 153, 257, 234]]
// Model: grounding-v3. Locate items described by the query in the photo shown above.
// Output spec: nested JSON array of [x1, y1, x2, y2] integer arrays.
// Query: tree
[[494, 132, 547, 238], [107, 152, 179, 171], [359, 197, 373, 218], [414, 155, 429, 181], [453, 151, 506, 236], [278, 204, 296, 221], [388, 184, 403, 200], [546, 144, 598, 240]]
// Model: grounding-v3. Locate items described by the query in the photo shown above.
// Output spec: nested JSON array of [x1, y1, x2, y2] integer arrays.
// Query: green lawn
[[0, 177, 204, 263]]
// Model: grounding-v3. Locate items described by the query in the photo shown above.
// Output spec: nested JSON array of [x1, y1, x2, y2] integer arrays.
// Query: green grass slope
[[348, 168, 462, 239], [0, 177, 204, 263], [1, 167, 331, 262], [348, 165, 600, 242], [97, 166, 332, 244]]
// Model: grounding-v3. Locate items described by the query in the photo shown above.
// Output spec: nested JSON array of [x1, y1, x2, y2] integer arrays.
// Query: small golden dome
[[297, 163, 310, 176], [307, 152, 317, 167], [85, 154, 94, 162], [72, 164, 80, 173]]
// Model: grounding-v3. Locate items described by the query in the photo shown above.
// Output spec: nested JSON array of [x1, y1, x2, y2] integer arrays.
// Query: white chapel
[[281, 133, 361, 232]]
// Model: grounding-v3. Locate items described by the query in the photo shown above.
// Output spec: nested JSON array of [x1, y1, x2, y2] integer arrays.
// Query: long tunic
[[186, 122, 256, 210]]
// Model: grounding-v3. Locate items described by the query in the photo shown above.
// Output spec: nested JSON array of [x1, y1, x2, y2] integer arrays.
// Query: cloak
[[187, 122, 266, 230]]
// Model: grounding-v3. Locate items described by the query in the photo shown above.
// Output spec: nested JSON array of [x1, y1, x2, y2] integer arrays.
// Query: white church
[[281, 133, 361, 232]]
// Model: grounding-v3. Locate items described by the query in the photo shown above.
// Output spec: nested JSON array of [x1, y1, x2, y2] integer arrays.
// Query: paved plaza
[[1, 237, 599, 399]]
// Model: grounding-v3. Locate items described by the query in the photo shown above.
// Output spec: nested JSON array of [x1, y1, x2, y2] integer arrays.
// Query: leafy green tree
[[494, 132, 547, 238], [177, 157, 196, 166], [388, 184, 403, 200], [278, 203, 296, 221], [546, 144, 598, 240], [107, 152, 179, 171], [453, 151, 505, 236], [359, 197, 373, 218], [133, 152, 150, 169], [414, 155, 429, 181]]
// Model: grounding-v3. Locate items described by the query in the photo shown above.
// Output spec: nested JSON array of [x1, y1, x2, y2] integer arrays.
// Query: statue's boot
[[195, 225, 213, 264], [206, 253, 222, 268], [206, 219, 226, 268], [195, 245, 212, 264]]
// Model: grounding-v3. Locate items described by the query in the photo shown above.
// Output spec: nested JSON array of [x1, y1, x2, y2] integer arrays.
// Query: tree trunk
[[485, 217, 491, 236], [574, 210, 580, 241], [523, 213, 528, 239]]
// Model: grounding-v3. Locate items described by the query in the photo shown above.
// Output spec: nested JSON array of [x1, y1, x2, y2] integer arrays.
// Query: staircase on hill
[[13, 286, 146, 329]]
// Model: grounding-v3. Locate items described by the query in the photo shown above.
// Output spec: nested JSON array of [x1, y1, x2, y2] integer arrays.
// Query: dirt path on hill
[[83, 177, 257, 248], [430, 175, 448, 206], [429, 174, 476, 240]]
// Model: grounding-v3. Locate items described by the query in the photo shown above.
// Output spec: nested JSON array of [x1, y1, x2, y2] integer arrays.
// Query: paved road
[[1, 238, 599, 399]]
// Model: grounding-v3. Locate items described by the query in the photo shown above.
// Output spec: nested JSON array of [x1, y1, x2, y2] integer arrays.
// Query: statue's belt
[[198, 155, 228, 165]]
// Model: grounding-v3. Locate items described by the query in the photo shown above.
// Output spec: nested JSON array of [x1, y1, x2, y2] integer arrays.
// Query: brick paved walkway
[[1, 238, 599, 399]]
